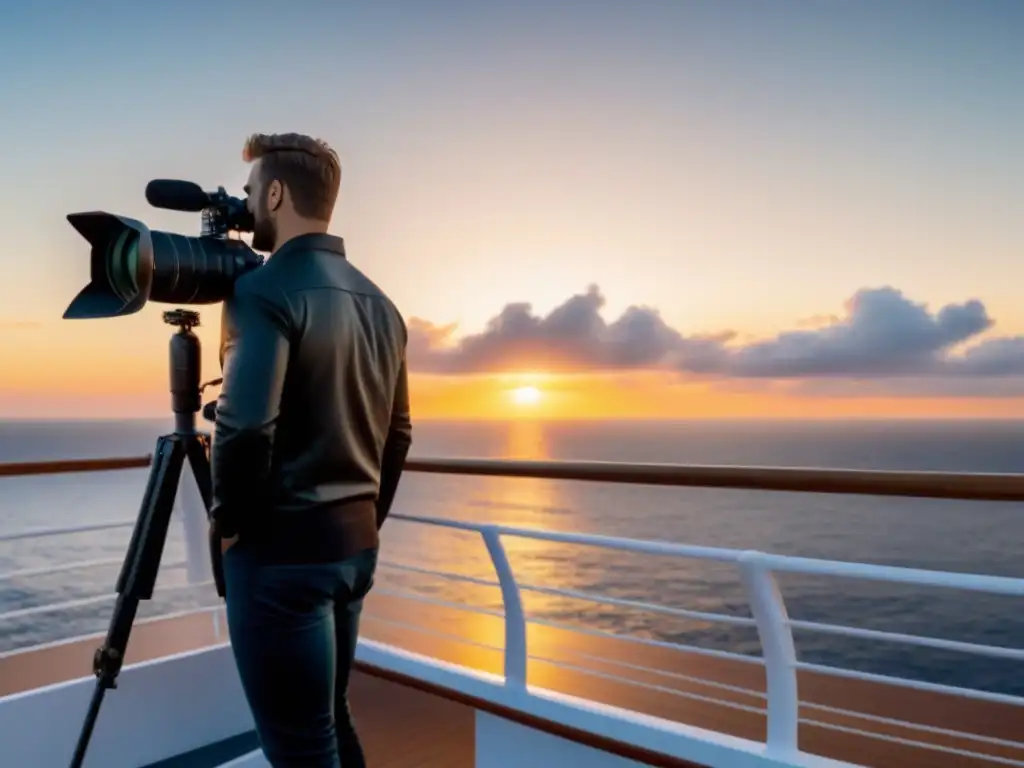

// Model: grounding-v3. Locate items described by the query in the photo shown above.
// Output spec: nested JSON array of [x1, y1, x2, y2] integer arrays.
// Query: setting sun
[[510, 385, 542, 406]]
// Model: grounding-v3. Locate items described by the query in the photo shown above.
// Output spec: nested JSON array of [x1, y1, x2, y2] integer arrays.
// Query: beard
[[250, 192, 277, 253]]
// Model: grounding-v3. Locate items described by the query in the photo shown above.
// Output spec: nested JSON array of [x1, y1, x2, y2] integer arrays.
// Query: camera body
[[202, 190, 251, 238], [63, 180, 264, 320]]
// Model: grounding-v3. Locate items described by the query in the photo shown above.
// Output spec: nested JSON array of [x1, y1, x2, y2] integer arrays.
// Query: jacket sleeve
[[211, 284, 291, 538], [376, 357, 412, 528]]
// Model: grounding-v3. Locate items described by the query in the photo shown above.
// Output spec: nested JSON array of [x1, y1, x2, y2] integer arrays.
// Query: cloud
[[408, 285, 688, 373], [674, 287, 997, 379], [407, 285, 1024, 394]]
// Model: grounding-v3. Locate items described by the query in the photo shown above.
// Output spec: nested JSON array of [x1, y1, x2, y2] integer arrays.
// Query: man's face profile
[[245, 158, 281, 253]]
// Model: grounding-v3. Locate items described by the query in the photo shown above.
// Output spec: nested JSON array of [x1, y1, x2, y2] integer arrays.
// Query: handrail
[[0, 456, 151, 477], [405, 457, 1024, 502], [4, 454, 1024, 501]]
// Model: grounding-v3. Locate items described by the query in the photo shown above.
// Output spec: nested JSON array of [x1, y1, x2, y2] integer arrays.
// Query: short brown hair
[[243, 132, 341, 221]]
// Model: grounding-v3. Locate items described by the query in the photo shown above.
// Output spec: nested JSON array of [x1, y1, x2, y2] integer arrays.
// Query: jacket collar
[[271, 233, 346, 260]]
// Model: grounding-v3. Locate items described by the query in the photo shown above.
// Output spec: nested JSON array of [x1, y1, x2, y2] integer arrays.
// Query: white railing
[[375, 512, 1024, 765], [1, 458, 1024, 767]]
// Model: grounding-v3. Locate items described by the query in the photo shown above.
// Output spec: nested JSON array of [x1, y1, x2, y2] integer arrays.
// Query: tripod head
[[165, 309, 203, 434], [164, 308, 200, 331]]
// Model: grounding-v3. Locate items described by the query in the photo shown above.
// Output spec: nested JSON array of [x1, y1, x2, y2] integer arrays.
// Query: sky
[[0, 1, 1023, 419]]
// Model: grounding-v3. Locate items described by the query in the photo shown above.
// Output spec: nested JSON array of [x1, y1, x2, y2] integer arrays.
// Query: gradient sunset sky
[[0, 1, 1022, 419]]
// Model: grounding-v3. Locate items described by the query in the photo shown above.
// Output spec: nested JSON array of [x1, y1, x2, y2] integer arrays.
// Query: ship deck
[[153, 673, 477, 768], [2, 594, 1020, 768]]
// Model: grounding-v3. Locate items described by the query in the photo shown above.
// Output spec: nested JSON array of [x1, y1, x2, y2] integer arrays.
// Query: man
[[210, 132, 412, 767]]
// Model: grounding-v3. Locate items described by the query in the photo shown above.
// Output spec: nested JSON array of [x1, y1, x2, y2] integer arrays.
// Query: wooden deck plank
[[351, 673, 474, 768], [125, 676, 474, 768]]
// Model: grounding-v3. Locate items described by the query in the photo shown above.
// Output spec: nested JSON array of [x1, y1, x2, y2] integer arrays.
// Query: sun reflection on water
[[370, 420, 759, 678]]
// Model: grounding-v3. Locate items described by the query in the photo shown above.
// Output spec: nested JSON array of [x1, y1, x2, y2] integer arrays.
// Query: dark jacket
[[210, 233, 412, 562]]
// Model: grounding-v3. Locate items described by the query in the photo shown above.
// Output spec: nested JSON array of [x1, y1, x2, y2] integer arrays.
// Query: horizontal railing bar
[[0, 519, 135, 543], [0, 557, 187, 583], [0, 557, 126, 582], [801, 700, 1024, 752], [379, 561, 501, 590], [0, 592, 128, 622], [760, 553, 1024, 596], [789, 618, 1024, 660], [0, 604, 225, 661], [372, 586, 504, 620], [392, 513, 743, 562], [0, 455, 151, 477], [796, 661, 1024, 708], [799, 716, 1024, 767], [5, 454, 1024, 501], [405, 457, 1024, 502], [364, 611, 505, 654], [516, 580, 757, 628], [0, 579, 215, 623], [558, 645, 767, 701]]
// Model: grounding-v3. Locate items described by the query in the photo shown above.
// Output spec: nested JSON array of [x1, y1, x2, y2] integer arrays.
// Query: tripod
[[70, 309, 226, 768]]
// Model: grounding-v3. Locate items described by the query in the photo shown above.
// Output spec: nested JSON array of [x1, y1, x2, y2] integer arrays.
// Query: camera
[[63, 180, 264, 320]]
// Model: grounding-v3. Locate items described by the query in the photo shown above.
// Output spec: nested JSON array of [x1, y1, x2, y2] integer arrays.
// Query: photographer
[[210, 132, 412, 767]]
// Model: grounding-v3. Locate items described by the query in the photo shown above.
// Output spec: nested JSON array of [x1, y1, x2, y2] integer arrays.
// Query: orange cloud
[[407, 284, 1024, 397]]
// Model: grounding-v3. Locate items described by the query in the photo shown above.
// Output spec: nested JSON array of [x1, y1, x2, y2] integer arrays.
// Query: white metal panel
[[0, 644, 252, 768], [216, 748, 270, 767], [476, 710, 648, 767]]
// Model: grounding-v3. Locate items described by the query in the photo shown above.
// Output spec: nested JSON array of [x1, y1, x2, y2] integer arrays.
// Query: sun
[[510, 385, 542, 406]]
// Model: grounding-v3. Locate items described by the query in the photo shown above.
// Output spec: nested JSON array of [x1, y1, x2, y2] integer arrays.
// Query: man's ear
[[268, 179, 284, 212]]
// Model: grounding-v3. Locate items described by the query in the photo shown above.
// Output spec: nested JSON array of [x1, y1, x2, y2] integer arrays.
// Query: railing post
[[738, 550, 799, 756], [177, 461, 213, 586], [481, 527, 528, 688]]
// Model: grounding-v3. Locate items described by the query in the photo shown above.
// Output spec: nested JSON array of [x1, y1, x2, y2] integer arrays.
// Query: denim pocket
[[346, 548, 378, 601]]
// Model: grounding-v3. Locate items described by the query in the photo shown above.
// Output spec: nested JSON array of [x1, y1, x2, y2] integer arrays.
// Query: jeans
[[223, 543, 378, 768]]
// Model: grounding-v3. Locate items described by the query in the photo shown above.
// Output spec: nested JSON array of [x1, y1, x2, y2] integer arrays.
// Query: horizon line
[[3, 415, 1024, 425]]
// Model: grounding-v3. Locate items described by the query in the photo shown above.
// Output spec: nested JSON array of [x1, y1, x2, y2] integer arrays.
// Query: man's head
[[242, 133, 342, 253]]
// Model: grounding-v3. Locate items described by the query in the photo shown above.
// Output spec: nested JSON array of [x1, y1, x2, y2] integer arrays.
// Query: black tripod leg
[[184, 434, 226, 598], [69, 434, 186, 768], [185, 432, 212, 509]]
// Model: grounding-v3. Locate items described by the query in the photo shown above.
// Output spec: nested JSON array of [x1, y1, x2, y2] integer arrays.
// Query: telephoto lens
[[63, 212, 263, 320]]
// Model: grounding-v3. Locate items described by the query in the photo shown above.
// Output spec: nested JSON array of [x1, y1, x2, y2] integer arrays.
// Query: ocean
[[1, 418, 1022, 696]]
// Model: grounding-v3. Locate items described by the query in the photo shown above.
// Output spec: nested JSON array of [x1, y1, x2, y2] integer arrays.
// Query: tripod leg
[[185, 434, 226, 598], [177, 433, 212, 586], [185, 432, 212, 509], [69, 434, 186, 768]]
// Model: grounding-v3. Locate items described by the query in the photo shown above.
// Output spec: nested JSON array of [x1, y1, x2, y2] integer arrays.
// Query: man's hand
[[209, 520, 239, 554], [207, 522, 230, 599], [221, 534, 240, 554]]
